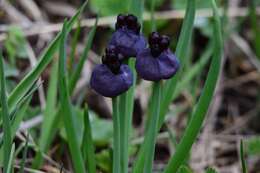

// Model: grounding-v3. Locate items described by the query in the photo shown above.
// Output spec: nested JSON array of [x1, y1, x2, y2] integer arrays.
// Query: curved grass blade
[[58, 20, 86, 173], [163, 1, 223, 172], [159, 0, 196, 127], [82, 106, 96, 173], [240, 140, 248, 173], [7, 0, 88, 112], [69, 16, 98, 93], [0, 52, 12, 172]]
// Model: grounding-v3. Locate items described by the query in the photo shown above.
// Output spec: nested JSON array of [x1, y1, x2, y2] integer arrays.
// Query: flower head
[[109, 14, 147, 58], [90, 45, 133, 97], [135, 32, 180, 81]]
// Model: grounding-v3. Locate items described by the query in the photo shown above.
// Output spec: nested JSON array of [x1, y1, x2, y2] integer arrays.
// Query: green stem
[[112, 97, 120, 173], [143, 81, 161, 173]]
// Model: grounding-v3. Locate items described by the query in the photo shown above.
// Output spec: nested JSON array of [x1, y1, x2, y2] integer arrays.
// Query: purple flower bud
[[136, 32, 179, 81], [109, 14, 147, 58], [90, 64, 133, 97]]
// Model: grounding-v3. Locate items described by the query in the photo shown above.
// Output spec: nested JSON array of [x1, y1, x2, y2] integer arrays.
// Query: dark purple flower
[[135, 32, 180, 81], [90, 46, 133, 97], [109, 14, 147, 58]]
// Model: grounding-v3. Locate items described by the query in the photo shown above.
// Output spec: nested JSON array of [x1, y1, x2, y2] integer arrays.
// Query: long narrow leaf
[[32, 62, 58, 168], [19, 133, 29, 173], [159, 0, 196, 128], [82, 106, 96, 173], [7, 0, 88, 112], [164, 1, 223, 172], [69, 16, 98, 93], [240, 140, 248, 173], [6, 144, 15, 173], [0, 52, 12, 171], [58, 20, 86, 173]]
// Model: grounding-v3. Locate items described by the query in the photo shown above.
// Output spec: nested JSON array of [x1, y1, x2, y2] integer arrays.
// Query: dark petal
[[136, 48, 179, 81], [90, 64, 133, 97], [109, 29, 147, 58], [157, 49, 179, 79], [135, 48, 162, 81]]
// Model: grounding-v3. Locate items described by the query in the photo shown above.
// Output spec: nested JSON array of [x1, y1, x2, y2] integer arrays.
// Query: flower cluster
[[90, 14, 180, 97]]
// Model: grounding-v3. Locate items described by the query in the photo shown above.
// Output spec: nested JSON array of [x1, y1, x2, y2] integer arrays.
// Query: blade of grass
[[33, 15, 97, 169], [0, 52, 12, 172], [7, 0, 88, 113], [205, 167, 218, 173], [163, 0, 223, 172], [58, 20, 86, 173], [240, 140, 248, 173], [159, 0, 196, 128], [6, 144, 15, 173], [249, 0, 260, 58], [82, 106, 96, 173], [69, 16, 98, 93], [19, 133, 29, 173], [32, 61, 58, 168], [132, 1, 195, 172], [69, 19, 81, 75], [173, 43, 213, 99], [112, 97, 120, 173], [129, 0, 144, 21]]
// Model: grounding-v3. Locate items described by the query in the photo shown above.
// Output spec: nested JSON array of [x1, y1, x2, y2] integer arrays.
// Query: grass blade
[[163, 1, 223, 172], [205, 167, 218, 173], [159, 0, 196, 127], [82, 106, 96, 173], [6, 144, 15, 173], [240, 140, 248, 173], [69, 19, 81, 75], [58, 20, 86, 173], [7, 0, 88, 112], [112, 97, 120, 173], [69, 16, 98, 93], [32, 61, 58, 168], [19, 133, 29, 173], [173, 43, 213, 99], [0, 52, 12, 172], [132, 1, 195, 172], [249, 0, 260, 58], [129, 0, 144, 21]]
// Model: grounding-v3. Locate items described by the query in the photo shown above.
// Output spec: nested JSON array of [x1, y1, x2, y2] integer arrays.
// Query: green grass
[[0, 52, 13, 172], [164, 0, 223, 172], [6, 0, 88, 114], [82, 106, 96, 173], [240, 140, 248, 173], [58, 20, 86, 173]]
